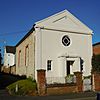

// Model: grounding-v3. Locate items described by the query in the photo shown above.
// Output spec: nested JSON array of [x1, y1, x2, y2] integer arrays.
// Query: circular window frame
[[62, 35, 71, 46]]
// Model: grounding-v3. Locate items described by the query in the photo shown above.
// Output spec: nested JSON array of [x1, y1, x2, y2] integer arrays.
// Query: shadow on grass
[[0, 72, 26, 89]]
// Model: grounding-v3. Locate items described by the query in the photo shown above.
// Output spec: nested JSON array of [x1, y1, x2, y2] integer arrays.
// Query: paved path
[[0, 90, 97, 100]]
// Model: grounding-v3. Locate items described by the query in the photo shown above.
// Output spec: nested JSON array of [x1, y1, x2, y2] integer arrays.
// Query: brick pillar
[[92, 72, 100, 91], [74, 72, 83, 92], [37, 69, 46, 96]]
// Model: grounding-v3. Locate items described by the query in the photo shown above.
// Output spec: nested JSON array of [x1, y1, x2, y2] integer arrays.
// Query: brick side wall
[[47, 84, 78, 95], [16, 32, 35, 78]]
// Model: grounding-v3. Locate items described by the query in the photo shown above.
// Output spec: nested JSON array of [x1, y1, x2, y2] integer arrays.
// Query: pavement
[[0, 90, 97, 100]]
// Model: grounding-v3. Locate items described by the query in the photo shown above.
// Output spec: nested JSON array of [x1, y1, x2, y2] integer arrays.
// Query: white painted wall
[[35, 29, 92, 84], [4, 51, 15, 67]]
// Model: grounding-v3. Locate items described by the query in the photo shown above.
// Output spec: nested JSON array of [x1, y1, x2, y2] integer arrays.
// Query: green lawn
[[7, 79, 37, 95]]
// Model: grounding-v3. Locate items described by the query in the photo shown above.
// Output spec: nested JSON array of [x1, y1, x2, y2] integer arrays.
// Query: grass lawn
[[6, 79, 37, 96]]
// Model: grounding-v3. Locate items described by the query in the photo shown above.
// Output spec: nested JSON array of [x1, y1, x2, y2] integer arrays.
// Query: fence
[[46, 77, 65, 84], [1, 66, 16, 74], [46, 75, 76, 84], [37, 70, 83, 96]]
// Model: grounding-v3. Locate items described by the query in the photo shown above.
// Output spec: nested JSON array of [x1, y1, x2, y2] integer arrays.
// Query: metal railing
[[46, 75, 76, 84], [65, 75, 76, 84]]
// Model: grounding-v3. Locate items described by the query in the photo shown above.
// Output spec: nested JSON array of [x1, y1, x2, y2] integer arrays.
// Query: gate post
[[37, 69, 46, 96], [74, 72, 83, 92], [92, 72, 100, 91]]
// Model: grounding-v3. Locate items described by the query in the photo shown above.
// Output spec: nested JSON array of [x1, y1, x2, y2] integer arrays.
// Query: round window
[[62, 35, 70, 46]]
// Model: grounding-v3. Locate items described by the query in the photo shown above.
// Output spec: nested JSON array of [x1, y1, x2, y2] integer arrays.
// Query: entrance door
[[66, 61, 74, 75]]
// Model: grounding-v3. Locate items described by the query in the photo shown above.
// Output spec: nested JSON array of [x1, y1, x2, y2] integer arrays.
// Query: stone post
[[37, 69, 46, 96], [92, 72, 100, 91], [74, 72, 83, 92]]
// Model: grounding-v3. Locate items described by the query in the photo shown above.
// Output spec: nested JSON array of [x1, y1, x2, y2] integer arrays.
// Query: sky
[[0, 0, 100, 48]]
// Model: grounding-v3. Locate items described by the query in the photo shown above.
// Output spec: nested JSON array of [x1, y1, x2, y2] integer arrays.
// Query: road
[[0, 95, 96, 100], [0, 90, 97, 100], [0, 96, 96, 100]]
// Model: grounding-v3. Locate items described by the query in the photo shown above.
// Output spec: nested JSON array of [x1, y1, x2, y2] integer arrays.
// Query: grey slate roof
[[16, 25, 35, 47]]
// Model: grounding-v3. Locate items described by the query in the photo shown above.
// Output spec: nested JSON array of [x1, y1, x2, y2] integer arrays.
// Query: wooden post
[[37, 69, 46, 96], [92, 72, 100, 91]]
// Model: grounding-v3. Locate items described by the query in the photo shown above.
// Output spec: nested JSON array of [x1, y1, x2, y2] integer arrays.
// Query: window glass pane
[[47, 60, 52, 71]]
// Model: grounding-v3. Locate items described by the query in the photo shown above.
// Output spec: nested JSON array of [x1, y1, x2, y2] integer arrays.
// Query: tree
[[92, 54, 100, 72], [0, 48, 2, 72]]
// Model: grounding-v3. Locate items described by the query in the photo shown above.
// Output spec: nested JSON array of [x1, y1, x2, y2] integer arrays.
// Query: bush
[[6, 79, 37, 96], [92, 54, 100, 72], [27, 76, 36, 82], [84, 75, 91, 79], [65, 74, 76, 83]]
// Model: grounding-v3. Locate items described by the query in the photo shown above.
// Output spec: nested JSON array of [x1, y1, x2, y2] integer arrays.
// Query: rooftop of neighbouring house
[[5, 46, 16, 54], [93, 42, 100, 55], [93, 42, 100, 46]]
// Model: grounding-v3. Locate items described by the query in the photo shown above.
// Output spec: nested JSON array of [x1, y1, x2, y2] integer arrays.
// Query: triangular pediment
[[35, 10, 93, 34]]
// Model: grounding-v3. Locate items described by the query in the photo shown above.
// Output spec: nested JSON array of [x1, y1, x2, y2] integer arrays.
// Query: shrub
[[27, 76, 36, 82], [92, 54, 100, 72], [6, 79, 37, 96], [84, 75, 91, 79], [65, 74, 76, 83]]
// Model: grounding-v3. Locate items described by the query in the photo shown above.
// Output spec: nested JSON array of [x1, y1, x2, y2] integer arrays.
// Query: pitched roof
[[5, 46, 16, 54], [16, 10, 93, 48], [35, 10, 93, 34], [16, 26, 35, 47]]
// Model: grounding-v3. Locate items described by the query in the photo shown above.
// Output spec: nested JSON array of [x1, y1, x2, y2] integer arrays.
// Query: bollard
[[15, 84, 18, 93], [97, 93, 100, 100]]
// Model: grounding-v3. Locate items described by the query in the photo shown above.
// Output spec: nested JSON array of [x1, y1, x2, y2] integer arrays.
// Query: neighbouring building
[[93, 42, 100, 55], [3, 46, 16, 74], [4, 46, 15, 67], [16, 10, 93, 84]]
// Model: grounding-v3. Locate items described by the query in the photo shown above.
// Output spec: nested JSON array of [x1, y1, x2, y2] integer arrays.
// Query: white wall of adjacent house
[[4, 52, 15, 67]]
